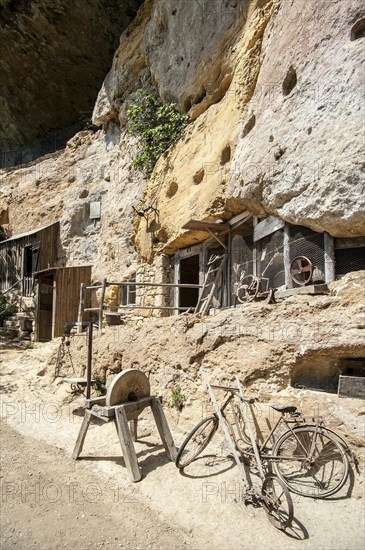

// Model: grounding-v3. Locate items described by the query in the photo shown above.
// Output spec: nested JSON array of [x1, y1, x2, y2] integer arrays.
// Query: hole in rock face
[[193, 169, 205, 185], [220, 145, 231, 164], [242, 114, 256, 137], [166, 180, 178, 198], [351, 17, 365, 40], [282, 66, 297, 96]]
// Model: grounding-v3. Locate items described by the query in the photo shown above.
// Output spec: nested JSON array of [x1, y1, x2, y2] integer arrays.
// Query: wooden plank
[[324, 232, 335, 284], [51, 273, 57, 339], [283, 224, 293, 289], [99, 278, 107, 331], [72, 409, 92, 460], [129, 419, 138, 442], [115, 406, 142, 482], [253, 216, 285, 243], [334, 237, 365, 250], [77, 283, 86, 333], [85, 396, 106, 409], [174, 254, 180, 315], [275, 284, 328, 298], [182, 220, 230, 233], [150, 397, 177, 461]]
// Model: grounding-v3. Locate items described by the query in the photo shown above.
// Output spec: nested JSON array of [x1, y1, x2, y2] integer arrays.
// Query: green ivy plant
[[127, 89, 189, 175], [171, 385, 186, 411]]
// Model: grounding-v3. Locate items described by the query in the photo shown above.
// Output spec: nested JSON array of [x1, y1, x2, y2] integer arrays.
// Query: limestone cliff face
[[92, 0, 365, 259], [1, 0, 364, 274], [0, 0, 143, 149], [0, 127, 147, 281], [228, 0, 365, 238]]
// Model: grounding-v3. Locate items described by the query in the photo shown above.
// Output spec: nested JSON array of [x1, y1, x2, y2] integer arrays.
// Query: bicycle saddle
[[270, 405, 297, 414]]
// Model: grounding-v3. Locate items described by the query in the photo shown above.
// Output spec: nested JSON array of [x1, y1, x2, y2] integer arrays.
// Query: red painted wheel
[[290, 256, 313, 286]]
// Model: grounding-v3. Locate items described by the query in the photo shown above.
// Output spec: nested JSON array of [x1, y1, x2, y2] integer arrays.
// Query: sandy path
[[0, 340, 364, 549]]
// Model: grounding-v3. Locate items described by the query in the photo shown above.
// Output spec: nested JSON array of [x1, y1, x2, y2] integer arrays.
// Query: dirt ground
[[0, 337, 364, 550]]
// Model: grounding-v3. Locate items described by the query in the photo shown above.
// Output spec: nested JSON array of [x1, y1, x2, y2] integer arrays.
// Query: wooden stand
[[72, 396, 177, 482]]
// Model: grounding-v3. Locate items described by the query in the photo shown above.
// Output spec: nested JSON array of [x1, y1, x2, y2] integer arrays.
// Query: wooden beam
[[151, 398, 177, 461], [72, 409, 92, 460], [99, 278, 107, 331], [283, 224, 293, 289], [324, 232, 335, 284], [77, 283, 85, 334], [253, 216, 285, 243], [114, 407, 142, 482], [334, 237, 365, 250]]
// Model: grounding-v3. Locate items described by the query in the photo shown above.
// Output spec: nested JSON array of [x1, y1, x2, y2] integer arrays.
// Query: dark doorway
[[38, 274, 54, 341], [179, 255, 200, 309], [24, 246, 33, 277]]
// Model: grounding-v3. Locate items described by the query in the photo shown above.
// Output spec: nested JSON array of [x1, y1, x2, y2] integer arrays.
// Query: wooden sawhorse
[[72, 396, 177, 482]]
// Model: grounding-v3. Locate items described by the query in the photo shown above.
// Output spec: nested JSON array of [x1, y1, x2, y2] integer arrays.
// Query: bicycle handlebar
[[210, 384, 256, 404]]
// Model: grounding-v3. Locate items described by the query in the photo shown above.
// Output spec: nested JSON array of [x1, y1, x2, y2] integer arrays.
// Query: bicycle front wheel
[[175, 416, 219, 469], [261, 474, 294, 531], [273, 426, 349, 498]]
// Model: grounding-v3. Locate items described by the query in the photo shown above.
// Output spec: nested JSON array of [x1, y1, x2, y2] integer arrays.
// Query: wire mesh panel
[[335, 248, 365, 278], [258, 229, 285, 288], [230, 235, 254, 301], [289, 226, 325, 286]]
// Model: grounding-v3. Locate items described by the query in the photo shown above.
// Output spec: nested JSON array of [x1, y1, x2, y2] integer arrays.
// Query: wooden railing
[[77, 279, 203, 333], [22, 277, 33, 297]]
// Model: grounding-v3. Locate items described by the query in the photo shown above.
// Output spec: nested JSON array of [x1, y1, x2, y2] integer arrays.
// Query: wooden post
[[72, 409, 92, 460], [99, 278, 107, 332], [151, 397, 177, 461], [129, 419, 138, 442], [115, 407, 142, 482], [284, 224, 293, 289], [77, 283, 85, 334], [173, 253, 180, 316], [324, 232, 335, 284], [86, 321, 93, 400], [253, 216, 258, 277]]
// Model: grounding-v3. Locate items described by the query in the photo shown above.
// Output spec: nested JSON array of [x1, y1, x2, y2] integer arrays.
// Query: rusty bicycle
[[176, 373, 350, 512]]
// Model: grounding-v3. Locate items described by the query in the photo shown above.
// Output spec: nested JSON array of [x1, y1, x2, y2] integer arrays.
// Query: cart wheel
[[236, 275, 259, 303], [261, 474, 294, 531], [290, 256, 313, 286]]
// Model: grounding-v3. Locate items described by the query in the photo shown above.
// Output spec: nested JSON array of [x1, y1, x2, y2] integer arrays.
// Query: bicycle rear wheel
[[175, 416, 219, 469], [261, 474, 294, 531], [273, 426, 349, 498]]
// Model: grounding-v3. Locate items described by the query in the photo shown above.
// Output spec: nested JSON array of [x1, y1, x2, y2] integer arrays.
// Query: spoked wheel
[[175, 415, 219, 469], [290, 256, 313, 286], [273, 426, 349, 498], [236, 275, 259, 303], [261, 474, 294, 531]]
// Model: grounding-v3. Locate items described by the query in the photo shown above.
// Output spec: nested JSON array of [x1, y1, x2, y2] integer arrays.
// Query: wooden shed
[[0, 222, 59, 296], [34, 266, 92, 341]]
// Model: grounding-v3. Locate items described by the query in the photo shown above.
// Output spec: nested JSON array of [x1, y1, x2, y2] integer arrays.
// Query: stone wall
[[135, 255, 173, 316]]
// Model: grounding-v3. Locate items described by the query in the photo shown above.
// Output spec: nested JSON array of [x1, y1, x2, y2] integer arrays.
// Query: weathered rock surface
[[1, 0, 364, 272], [0, 126, 147, 281], [0, 0, 143, 149], [228, 0, 365, 238], [93, 0, 248, 125]]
